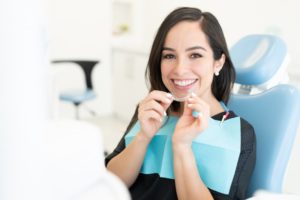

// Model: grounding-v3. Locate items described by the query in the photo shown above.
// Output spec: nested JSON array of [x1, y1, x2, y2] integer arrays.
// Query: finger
[[192, 110, 203, 118], [186, 97, 206, 118], [141, 100, 167, 117], [142, 90, 173, 114], [187, 95, 207, 106], [182, 101, 193, 117], [187, 103, 204, 118], [144, 90, 173, 105], [139, 109, 163, 122], [190, 105, 209, 129], [160, 97, 173, 112], [187, 96, 209, 111]]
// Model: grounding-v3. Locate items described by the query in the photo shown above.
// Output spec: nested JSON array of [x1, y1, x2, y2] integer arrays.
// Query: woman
[[106, 7, 256, 200]]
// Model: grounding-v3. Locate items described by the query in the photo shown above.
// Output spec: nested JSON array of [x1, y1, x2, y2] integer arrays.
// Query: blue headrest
[[230, 34, 287, 85]]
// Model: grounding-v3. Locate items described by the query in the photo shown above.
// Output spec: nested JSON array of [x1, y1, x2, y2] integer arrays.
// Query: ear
[[214, 54, 226, 74]]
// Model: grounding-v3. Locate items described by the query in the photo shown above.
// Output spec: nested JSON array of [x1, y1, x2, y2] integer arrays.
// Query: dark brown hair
[[124, 7, 235, 134]]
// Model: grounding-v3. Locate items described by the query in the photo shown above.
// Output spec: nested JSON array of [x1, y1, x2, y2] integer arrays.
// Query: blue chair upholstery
[[228, 85, 300, 196], [52, 60, 99, 119], [230, 34, 287, 85], [59, 89, 96, 104], [227, 34, 300, 197]]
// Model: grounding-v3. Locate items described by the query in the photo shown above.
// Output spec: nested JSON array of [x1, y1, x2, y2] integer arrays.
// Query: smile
[[173, 79, 197, 87]]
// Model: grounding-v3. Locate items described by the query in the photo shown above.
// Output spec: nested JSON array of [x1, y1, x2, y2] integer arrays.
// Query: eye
[[162, 54, 175, 59], [190, 53, 202, 59]]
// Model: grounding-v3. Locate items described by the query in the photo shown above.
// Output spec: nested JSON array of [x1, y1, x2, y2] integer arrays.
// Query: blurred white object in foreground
[[0, 0, 129, 198], [44, 120, 130, 200], [247, 190, 300, 200], [0, 0, 48, 199]]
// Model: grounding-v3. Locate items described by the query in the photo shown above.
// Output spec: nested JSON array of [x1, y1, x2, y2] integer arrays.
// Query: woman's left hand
[[172, 95, 210, 146]]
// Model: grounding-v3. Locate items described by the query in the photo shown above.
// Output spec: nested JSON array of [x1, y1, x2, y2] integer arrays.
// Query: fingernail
[[192, 110, 199, 118], [164, 111, 167, 116], [192, 110, 202, 118], [166, 93, 173, 98], [165, 98, 171, 103]]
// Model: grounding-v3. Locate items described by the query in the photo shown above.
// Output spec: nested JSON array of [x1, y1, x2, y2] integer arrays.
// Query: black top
[[105, 111, 256, 200]]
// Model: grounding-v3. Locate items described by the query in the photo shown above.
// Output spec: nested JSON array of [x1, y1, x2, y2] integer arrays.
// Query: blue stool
[[52, 60, 99, 119]]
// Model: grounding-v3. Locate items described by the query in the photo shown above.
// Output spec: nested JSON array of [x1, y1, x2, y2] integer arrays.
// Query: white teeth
[[174, 79, 196, 86]]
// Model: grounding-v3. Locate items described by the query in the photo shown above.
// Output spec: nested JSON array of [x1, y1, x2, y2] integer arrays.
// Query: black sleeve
[[210, 118, 256, 200], [232, 118, 256, 200], [104, 133, 127, 166]]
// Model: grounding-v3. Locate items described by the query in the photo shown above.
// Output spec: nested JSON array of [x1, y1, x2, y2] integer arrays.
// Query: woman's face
[[161, 21, 224, 101]]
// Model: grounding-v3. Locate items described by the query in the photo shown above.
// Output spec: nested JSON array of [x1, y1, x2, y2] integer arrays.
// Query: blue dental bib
[[125, 115, 241, 194]]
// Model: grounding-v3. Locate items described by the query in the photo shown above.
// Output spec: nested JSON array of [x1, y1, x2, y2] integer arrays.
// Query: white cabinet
[[112, 47, 149, 121]]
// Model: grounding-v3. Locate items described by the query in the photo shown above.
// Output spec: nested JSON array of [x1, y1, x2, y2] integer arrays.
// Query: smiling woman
[[160, 21, 225, 106], [105, 7, 256, 200]]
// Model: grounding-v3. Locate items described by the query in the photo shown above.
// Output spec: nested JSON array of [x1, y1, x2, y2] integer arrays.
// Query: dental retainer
[[171, 89, 200, 118]]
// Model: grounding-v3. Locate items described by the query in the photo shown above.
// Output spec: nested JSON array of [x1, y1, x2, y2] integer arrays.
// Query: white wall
[[47, 0, 112, 118]]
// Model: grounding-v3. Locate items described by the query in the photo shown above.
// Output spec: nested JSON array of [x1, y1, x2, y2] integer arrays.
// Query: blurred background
[[1, 0, 299, 199]]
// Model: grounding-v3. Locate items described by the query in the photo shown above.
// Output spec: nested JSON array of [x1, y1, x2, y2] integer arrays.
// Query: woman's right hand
[[137, 90, 173, 141]]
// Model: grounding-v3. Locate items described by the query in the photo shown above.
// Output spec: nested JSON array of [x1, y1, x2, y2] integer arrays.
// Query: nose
[[173, 57, 188, 75]]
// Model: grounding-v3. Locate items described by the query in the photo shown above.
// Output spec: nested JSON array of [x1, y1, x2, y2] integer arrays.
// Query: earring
[[215, 71, 220, 76]]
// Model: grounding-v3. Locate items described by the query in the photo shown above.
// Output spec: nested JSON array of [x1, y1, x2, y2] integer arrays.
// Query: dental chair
[[227, 34, 300, 197]]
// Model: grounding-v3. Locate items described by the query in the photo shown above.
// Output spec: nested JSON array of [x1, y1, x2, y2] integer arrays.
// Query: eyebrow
[[162, 46, 207, 52]]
